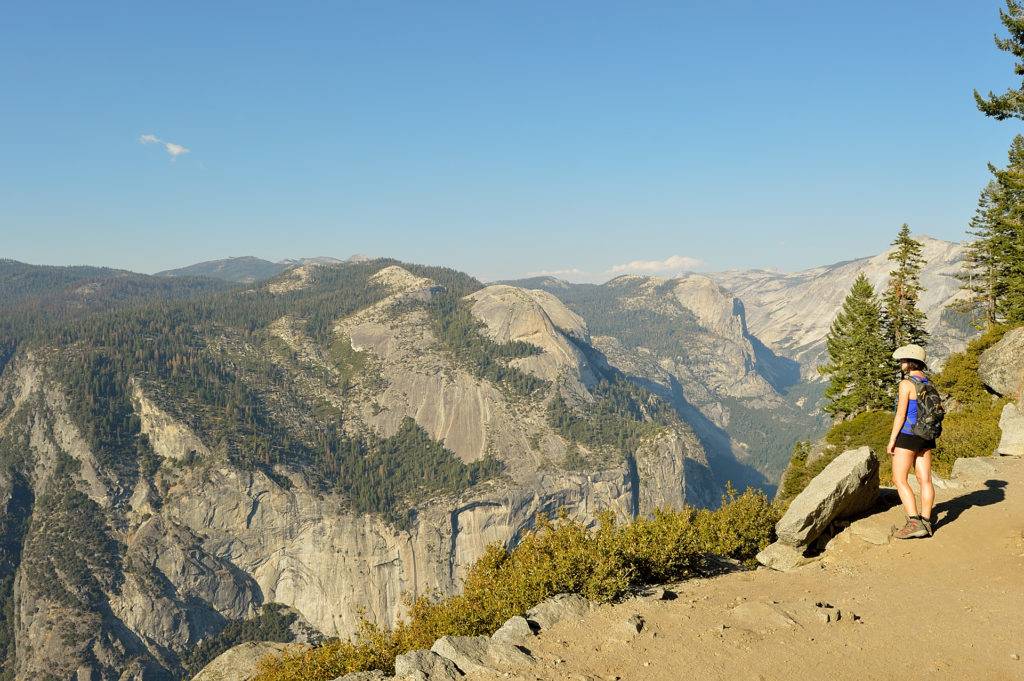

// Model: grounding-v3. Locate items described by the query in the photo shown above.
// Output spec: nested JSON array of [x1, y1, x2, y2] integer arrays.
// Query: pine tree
[[989, 135, 1024, 323], [975, 1, 1024, 121], [971, 1, 1024, 322], [957, 137, 1024, 325], [882, 224, 929, 349], [956, 181, 1005, 329], [819, 273, 892, 418]]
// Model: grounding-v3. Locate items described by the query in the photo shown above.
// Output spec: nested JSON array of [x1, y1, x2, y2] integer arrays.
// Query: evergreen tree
[[882, 224, 928, 348], [990, 137, 1024, 323], [975, 1, 1024, 121], [958, 137, 1024, 325], [956, 181, 1006, 329], [971, 1, 1024, 323], [819, 273, 891, 418]]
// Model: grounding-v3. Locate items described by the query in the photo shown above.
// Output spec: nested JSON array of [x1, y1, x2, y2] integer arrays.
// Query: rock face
[[0, 267, 719, 680], [978, 326, 1024, 401], [759, 447, 880, 570], [708, 236, 972, 375]]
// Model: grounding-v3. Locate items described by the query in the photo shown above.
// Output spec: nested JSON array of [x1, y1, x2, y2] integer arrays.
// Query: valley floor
[[466, 456, 1024, 681]]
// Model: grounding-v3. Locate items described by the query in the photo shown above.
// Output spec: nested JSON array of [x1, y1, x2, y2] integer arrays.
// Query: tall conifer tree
[[819, 273, 891, 417], [975, 1, 1024, 121], [882, 224, 928, 349], [971, 2, 1024, 323], [957, 182, 1007, 328], [958, 137, 1024, 325]]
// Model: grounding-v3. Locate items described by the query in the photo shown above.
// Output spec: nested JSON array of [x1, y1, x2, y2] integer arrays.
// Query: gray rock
[[393, 649, 462, 681], [490, 615, 535, 645], [430, 634, 536, 674], [846, 517, 894, 546], [998, 402, 1024, 456], [618, 614, 645, 636], [192, 641, 310, 681], [430, 636, 493, 675], [484, 641, 536, 668], [525, 593, 593, 631], [978, 326, 1024, 400], [755, 541, 814, 571], [952, 457, 999, 480], [775, 447, 880, 548]]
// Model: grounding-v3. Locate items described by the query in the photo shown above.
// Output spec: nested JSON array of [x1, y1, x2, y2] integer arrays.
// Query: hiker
[[887, 344, 936, 539]]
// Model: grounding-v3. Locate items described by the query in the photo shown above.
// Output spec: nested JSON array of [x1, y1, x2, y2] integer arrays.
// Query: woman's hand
[[887, 439, 896, 456]]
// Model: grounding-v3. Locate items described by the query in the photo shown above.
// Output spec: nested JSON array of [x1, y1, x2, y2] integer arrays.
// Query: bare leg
[[891, 447, 918, 518], [914, 450, 934, 519]]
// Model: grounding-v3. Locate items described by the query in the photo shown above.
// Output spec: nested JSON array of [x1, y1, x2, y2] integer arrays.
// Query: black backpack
[[908, 376, 945, 440]]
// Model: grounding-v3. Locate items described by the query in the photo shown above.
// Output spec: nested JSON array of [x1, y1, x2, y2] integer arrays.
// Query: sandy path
[[466, 457, 1024, 681]]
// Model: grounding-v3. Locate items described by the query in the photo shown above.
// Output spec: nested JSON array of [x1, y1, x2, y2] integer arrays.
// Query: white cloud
[[607, 255, 703, 275], [139, 134, 191, 159], [164, 142, 189, 156]]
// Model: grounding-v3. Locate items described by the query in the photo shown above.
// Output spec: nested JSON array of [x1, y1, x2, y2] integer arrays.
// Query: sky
[[2, 1, 1023, 284]]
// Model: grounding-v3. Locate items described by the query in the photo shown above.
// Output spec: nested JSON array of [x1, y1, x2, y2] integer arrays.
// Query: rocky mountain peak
[[468, 285, 599, 395], [368, 265, 436, 295]]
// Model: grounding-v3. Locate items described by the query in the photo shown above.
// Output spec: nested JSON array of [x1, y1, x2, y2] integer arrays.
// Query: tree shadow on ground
[[932, 480, 1007, 531]]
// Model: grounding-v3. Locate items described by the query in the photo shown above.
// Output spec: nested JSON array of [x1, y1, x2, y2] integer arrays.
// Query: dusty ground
[[466, 456, 1024, 681]]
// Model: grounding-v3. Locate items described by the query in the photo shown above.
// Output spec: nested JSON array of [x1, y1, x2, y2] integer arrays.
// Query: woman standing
[[887, 344, 935, 539]]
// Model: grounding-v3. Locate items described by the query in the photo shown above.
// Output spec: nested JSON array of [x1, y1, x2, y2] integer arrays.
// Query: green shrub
[[251, 489, 778, 681], [931, 399, 1007, 477], [932, 325, 1011, 408]]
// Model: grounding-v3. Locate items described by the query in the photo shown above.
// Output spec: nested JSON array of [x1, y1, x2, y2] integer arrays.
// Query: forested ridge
[[0, 259, 520, 521]]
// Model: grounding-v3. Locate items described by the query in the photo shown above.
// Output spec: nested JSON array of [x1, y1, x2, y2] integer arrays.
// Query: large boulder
[[774, 447, 880, 548], [997, 402, 1024, 457], [524, 593, 593, 631], [429, 635, 534, 675], [755, 541, 816, 571], [393, 649, 461, 681], [489, 616, 536, 645], [978, 326, 1024, 401]]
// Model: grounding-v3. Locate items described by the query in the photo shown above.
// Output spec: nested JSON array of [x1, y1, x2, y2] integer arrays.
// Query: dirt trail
[[468, 457, 1024, 681]]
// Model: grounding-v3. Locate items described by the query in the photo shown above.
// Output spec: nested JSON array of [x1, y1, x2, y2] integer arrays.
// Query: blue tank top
[[897, 375, 929, 435]]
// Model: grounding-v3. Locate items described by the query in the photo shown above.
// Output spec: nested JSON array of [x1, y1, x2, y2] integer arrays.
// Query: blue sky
[[1, 1, 1022, 283]]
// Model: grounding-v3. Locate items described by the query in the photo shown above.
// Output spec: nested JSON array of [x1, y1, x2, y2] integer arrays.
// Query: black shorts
[[894, 432, 936, 452]]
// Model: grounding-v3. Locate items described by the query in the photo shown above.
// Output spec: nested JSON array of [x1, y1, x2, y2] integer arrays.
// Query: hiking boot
[[894, 517, 929, 539], [920, 516, 933, 536]]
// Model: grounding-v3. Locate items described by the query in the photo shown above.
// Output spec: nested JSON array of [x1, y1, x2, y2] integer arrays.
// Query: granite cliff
[[0, 260, 717, 680]]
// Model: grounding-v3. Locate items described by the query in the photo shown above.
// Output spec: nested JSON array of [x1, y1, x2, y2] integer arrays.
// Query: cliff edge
[[460, 455, 1024, 681]]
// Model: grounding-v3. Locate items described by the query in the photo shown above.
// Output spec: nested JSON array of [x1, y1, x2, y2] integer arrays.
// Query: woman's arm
[[887, 380, 911, 455]]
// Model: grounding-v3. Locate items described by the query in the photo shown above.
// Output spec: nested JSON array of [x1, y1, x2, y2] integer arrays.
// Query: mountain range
[[0, 236, 974, 680]]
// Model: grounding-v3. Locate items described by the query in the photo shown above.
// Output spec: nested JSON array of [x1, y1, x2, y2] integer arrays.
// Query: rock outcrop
[[758, 447, 880, 570], [708, 236, 973, 375], [998, 402, 1024, 457], [978, 326, 1024, 401]]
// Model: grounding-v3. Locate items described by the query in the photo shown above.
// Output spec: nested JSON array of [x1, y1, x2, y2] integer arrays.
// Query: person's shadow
[[932, 479, 1007, 531]]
